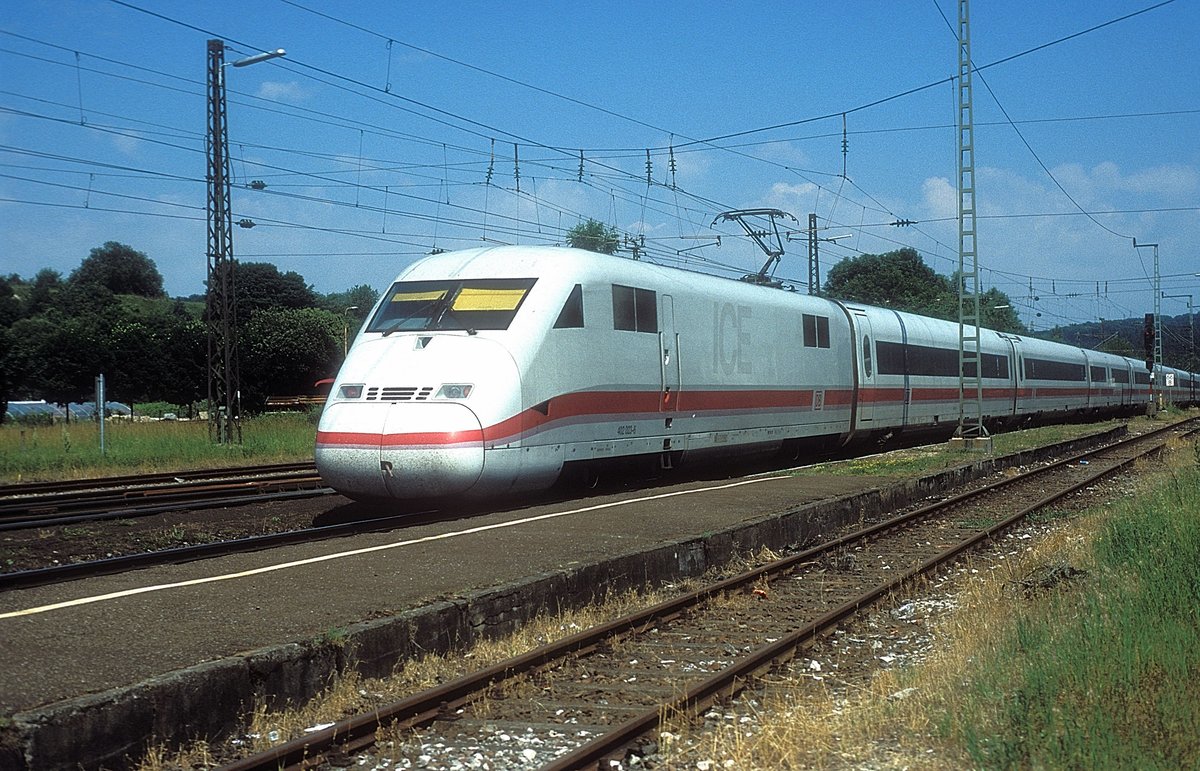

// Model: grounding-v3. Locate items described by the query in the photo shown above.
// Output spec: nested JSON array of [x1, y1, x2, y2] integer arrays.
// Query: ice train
[[314, 246, 1197, 501]]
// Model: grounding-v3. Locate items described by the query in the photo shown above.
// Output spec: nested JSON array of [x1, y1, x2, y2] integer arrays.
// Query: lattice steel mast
[[206, 39, 240, 444], [954, 0, 988, 440]]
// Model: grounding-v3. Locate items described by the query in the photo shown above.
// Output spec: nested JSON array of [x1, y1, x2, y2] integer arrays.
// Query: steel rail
[[0, 475, 330, 532], [0, 499, 452, 591], [218, 417, 1198, 771], [0, 461, 316, 497]]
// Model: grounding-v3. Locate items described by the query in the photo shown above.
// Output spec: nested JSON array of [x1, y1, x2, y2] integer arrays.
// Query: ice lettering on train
[[713, 302, 753, 375]]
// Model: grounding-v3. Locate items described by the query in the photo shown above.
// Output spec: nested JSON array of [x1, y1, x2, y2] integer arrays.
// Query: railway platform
[[0, 429, 1120, 770]]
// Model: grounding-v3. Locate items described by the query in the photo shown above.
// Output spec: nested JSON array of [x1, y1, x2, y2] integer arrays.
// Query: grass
[[953, 448, 1200, 769], [0, 412, 318, 483], [792, 419, 1128, 479]]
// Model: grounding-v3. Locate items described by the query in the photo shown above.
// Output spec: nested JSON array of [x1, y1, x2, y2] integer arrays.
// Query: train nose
[[316, 401, 485, 499]]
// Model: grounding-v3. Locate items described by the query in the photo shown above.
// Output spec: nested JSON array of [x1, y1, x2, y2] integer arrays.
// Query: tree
[[70, 242, 165, 298], [234, 262, 319, 324], [824, 248, 1027, 334], [5, 312, 106, 406], [0, 275, 20, 328], [824, 248, 951, 316], [25, 269, 63, 317], [239, 307, 341, 409], [103, 301, 205, 405], [321, 284, 380, 317], [566, 218, 620, 255], [978, 287, 1028, 335]]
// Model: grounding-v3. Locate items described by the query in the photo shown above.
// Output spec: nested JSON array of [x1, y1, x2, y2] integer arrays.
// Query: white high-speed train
[[314, 245, 1197, 501]]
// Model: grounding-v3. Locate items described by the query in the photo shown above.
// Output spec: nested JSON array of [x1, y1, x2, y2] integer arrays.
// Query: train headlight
[[436, 383, 473, 400], [337, 384, 365, 399]]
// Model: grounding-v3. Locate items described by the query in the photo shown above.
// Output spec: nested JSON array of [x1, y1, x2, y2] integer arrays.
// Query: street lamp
[[206, 40, 285, 445], [343, 306, 359, 355], [232, 48, 286, 68]]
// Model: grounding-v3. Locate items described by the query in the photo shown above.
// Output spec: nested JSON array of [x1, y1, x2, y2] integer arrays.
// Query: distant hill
[[1041, 313, 1197, 371]]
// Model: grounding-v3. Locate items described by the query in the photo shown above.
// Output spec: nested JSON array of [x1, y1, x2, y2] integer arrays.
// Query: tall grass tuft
[[956, 465, 1200, 769], [0, 413, 318, 482]]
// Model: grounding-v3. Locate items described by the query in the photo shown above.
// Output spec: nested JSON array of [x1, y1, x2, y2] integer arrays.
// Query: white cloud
[[111, 132, 142, 156], [256, 81, 307, 102], [754, 141, 811, 167], [763, 181, 819, 212], [1118, 164, 1198, 197], [1047, 161, 1199, 202], [920, 176, 956, 219]]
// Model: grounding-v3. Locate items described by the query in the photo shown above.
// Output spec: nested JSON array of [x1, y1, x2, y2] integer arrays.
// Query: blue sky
[[2, 0, 1197, 335]]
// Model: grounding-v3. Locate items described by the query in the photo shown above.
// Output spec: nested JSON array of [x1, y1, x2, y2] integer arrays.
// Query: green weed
[[954, 466, 1200, 769]]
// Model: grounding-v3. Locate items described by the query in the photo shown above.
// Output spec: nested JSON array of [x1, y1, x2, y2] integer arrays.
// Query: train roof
[[392, 246, 1199, 380], [394, 245, 842, 310]]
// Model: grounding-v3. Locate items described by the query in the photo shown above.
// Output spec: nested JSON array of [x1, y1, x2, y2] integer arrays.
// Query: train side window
[[553, 284, 584, 329], [613, 285, 636, 330], [612, 285, 657, 332], [862, 336, 873, 377], [635, 288, 657, 332], [802, 314, 830, 348]]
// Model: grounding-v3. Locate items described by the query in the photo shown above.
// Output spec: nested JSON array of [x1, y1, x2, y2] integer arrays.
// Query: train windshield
[[369, 278, 538, 333]]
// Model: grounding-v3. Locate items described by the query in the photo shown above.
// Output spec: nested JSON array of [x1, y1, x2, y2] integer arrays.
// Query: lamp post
[[206, 40, 285, 444], [343, 306, 359, 355]]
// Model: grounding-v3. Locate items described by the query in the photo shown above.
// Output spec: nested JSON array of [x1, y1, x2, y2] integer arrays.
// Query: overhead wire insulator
[[578, 149, 584, 182], [384, 39, 394, 93], [645, 149, 652, 185], [513, 143, 520, 194], [668, 143, 677, 190], [485, 138, 494, 186], [841, 113, 849, 178]]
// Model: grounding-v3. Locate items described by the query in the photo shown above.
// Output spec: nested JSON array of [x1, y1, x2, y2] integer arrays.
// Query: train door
[[660, 294, 680, 413], [854, 312, 875, 426], [1002, 337, 1019, 417], [1013, 344, 1029, 416]]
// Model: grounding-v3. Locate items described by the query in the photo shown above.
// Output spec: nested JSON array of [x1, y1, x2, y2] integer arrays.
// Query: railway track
[[219, 416, 1198, 771], [0, 462, 316, 496], [0, 506, 442, 591], [0, 461, 330, 531]]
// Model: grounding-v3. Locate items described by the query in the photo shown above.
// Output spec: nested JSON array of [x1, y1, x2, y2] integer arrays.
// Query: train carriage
[[316, 245, 1198, 502], [843, 305, 1020, 437]]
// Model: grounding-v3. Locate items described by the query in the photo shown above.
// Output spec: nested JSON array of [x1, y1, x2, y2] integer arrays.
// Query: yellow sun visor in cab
[[390, 289, 448, 303], [452, 287, 528, 311]]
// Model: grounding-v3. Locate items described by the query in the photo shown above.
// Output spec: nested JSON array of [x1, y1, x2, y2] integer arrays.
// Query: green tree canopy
[[824, 248, 1027, 334], [25, 269, 64, 317], [70, 242, 165, 298], [234, 262, 319, 324], [321, 284, 380, 318], [0, 275, 20, 328], [566, 218, 620, 254], [240, 307, 341, 409], [824, 248, 952, 315]]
